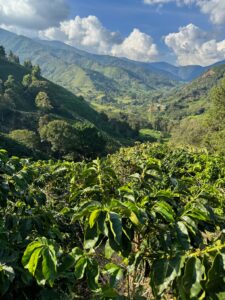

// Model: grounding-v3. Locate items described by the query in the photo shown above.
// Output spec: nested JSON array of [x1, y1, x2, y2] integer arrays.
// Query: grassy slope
[[158, 64, 225, 120], [0, 58, 105, 127], [0, 58, 138, 158], [0, 29, 178, 116]]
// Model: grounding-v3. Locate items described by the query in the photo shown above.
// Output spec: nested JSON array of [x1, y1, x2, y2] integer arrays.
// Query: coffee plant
[[0, 144, 225, 299]]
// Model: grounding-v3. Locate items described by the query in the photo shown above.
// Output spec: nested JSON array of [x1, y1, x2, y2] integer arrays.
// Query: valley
[[0, 25, 225, 300]]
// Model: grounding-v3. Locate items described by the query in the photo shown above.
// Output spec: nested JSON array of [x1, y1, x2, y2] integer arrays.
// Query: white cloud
[[144, 0, 195, 4], [40, 16, 121, 55], [144, 0, 225, 25], [39, 16, 159, 62], [111, 29, 158, 62], [0, 0, 69, 30], [164, 24, 225, 66], [198, 0, 225, 25]]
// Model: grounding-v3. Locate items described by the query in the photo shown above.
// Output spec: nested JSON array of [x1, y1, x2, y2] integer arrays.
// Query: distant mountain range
[[0, 28, 221, 106], [158, 63, 225, 121], [0, 29, 175, 106], [1, 28, 225, 126]]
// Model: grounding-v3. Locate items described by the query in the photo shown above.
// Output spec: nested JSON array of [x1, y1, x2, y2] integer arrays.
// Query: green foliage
[[210, 76, 225, 129], [8, 50, 20, 64], [35, 91, 53, 112], [4, 74, 16, 90], [74, 122, 106, 158], [22, 237, 58, 287], [32, 65, 41, 79], [0, 52, 138, 160], [22, 74, 32, 87], [9, 129, 40, 151], [23, 60, 33, 70], [0, 45, 6, 58], [39, 120, 79, 156], [171, 74, 225, 155], [0, 143, 224, 299]]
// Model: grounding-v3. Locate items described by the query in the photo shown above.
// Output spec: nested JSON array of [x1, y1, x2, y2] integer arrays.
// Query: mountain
[[0, 55, 138, 159], [150, 60, 225, 82], [159, 63, 225, 120], [149, 62, 205, 81], [1, 28, 225, 134], [0, 29, 178, 119]]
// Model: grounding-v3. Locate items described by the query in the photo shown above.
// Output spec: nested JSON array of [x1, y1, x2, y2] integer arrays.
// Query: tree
[[32, 65, 41, 79], [8, 51, 20, 64], [0, 79, 3, 94], [0, 45, 6, 58], [171, 116, 208, 147], [3, 75, 22, 110], [202, 76, 225, 154], [8, 130, 40, 151], [22, 74, 32, 87], [39, 120, 79, 155], [35, 92, 53, 112], [210, 76, 225, 130], [4, 75, 16, 90], [74, 122, 106, 157], [23, 60, 33, 70]]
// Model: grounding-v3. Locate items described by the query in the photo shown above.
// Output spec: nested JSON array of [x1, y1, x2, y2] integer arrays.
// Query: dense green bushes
[[0, 143, 225, 299]]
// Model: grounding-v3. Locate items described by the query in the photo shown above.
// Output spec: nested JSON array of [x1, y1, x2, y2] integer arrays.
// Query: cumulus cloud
[[39, 16, 159, 62], [111, 29, 158, 62], [198, 0, 225, 26], [144, 0, 225, 25], [164, 24, 225, 66], [0, 0, 69, 30]]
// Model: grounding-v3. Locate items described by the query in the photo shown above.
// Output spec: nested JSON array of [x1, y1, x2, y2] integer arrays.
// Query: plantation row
[[0, 143, 225, 299]]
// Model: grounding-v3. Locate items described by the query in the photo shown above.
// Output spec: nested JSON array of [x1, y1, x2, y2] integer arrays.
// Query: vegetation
[[0, 143, 224, 299], [0, 30, 225, 300], [171, 74, 225, 155], [1, 28, 225, 134], [0, 28, 180, 131], [0, 46, 138, 160]]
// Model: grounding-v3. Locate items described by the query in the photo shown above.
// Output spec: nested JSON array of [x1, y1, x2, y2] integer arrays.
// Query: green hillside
[[0, 29, 178, 127], [0, 53, 137, 160], [0, 28, 224, 152], [160, 64, 225, 120], [145, 63, 225, 131]]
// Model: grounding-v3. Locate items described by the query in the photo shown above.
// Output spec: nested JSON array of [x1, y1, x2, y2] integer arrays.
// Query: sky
[[0, 0, 225, 66]]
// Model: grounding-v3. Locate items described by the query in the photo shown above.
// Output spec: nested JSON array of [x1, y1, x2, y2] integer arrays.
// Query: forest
[[0, 28, 225, 300]]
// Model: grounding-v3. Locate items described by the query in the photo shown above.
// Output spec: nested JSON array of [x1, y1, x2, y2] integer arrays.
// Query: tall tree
[[8, 51, 20, 64], [210, 76, 225, 130], [0, 46, 6, 58], [32, 65, 41, 79], [23, 60, 33, 70]]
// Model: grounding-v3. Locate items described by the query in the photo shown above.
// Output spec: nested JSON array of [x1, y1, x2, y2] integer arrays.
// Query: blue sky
[[0, 0, 225, 66], [69, 0, 211, 37], [68, 0, 219, 63]]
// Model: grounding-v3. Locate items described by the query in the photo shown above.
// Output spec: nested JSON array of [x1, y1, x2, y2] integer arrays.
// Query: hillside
[[1, 28, 224, 145], [0, 29, 178, 122], [0, 55, 137, 159], [152, 63, 225, 122]]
